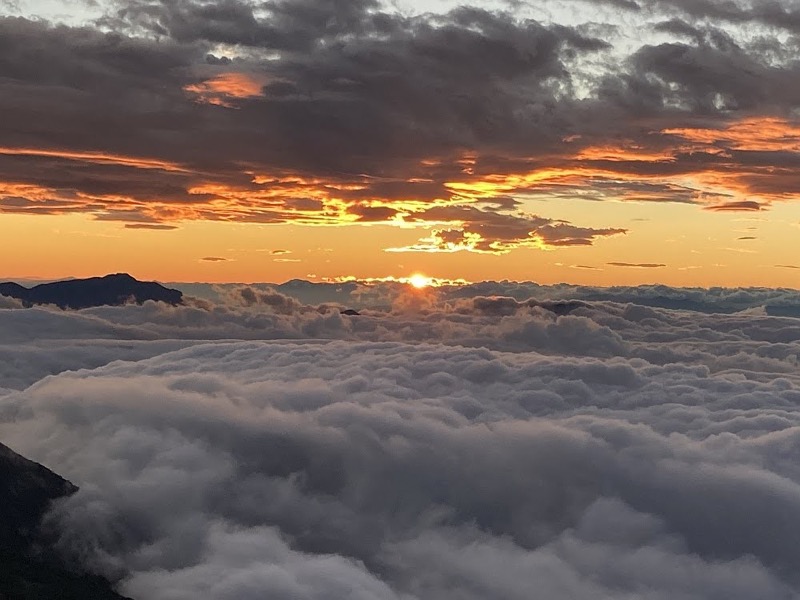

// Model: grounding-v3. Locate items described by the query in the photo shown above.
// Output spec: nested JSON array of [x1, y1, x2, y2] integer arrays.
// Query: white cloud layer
[[2, 282, 800, 598]]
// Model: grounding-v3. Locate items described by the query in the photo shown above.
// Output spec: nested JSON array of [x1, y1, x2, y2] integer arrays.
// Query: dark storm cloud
[[109, 1, 590, 169], [104, 0, 389, 50], [652, 17, 705, 41], [645, 0, 800, 33], [628, 39, 800, 113], [0, 17, 202, 152], [0, 0, 799, 241], [0, 6, 623, 241]]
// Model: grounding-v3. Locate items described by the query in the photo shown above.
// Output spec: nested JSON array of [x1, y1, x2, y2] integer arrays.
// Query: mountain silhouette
[[0, 441, 130, 599], [0, 273, 182, 309]]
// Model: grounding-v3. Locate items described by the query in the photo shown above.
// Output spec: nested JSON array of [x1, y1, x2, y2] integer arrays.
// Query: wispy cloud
[[607, 262, 666, 268], [124, 224, 179, 231]]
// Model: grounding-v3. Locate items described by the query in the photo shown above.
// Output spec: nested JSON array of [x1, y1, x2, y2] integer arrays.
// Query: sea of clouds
[[1, 280, 800, 599]]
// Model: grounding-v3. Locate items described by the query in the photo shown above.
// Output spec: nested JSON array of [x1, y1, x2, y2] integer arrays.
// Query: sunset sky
[[2, 0, 800, 285]]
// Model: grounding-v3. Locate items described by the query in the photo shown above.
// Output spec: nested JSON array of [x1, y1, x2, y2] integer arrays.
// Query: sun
[[408, 273, 431, 289]]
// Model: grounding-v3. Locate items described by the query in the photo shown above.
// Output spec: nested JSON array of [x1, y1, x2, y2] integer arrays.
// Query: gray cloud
[[1, 333, 799, 598], [3, 281, 800, 597], [2, 0, 798, 239], [646, 0, 800, 33]]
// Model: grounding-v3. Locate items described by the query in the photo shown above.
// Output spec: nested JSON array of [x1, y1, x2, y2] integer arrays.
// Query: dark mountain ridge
[[0, 441, 129, 599], [0, 273, 182, 309]]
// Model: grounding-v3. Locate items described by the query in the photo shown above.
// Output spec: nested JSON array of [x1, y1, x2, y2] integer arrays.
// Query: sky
[[1, 0, 800, 286], [2, 282, 800, 598]]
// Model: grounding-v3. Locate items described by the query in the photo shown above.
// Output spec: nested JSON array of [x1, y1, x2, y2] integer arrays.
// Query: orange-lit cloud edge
[[1, 116, 799, 255], [184, 72, 271, 108]]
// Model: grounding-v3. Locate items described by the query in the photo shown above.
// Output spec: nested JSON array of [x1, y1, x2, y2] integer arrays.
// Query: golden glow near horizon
[[408, 273, 433, 289], [0, 201, 798, 288], [0, 107, 799, 287]]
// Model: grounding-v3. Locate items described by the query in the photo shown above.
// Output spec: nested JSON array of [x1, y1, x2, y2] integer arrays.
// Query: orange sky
[[2, 7, 800, 287], [2, 115, 800, 286], [2, 197, 798, 287]]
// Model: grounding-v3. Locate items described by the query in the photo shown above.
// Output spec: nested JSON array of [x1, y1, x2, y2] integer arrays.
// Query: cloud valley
[[2, 280, 800, 598]]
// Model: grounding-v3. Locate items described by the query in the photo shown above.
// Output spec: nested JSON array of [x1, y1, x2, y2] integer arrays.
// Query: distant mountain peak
[[0, 274, 183, 309]]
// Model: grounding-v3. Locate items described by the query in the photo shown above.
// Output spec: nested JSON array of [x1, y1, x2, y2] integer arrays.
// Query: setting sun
[[408, 273, 432, 289]]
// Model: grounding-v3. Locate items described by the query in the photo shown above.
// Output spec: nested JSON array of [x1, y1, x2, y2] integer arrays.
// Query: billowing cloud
[[1, 298, 800, 597], [2, 279, 800, 597]]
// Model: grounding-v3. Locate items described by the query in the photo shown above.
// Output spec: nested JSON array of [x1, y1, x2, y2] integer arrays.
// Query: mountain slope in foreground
[[0, 442, 129, 600]]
